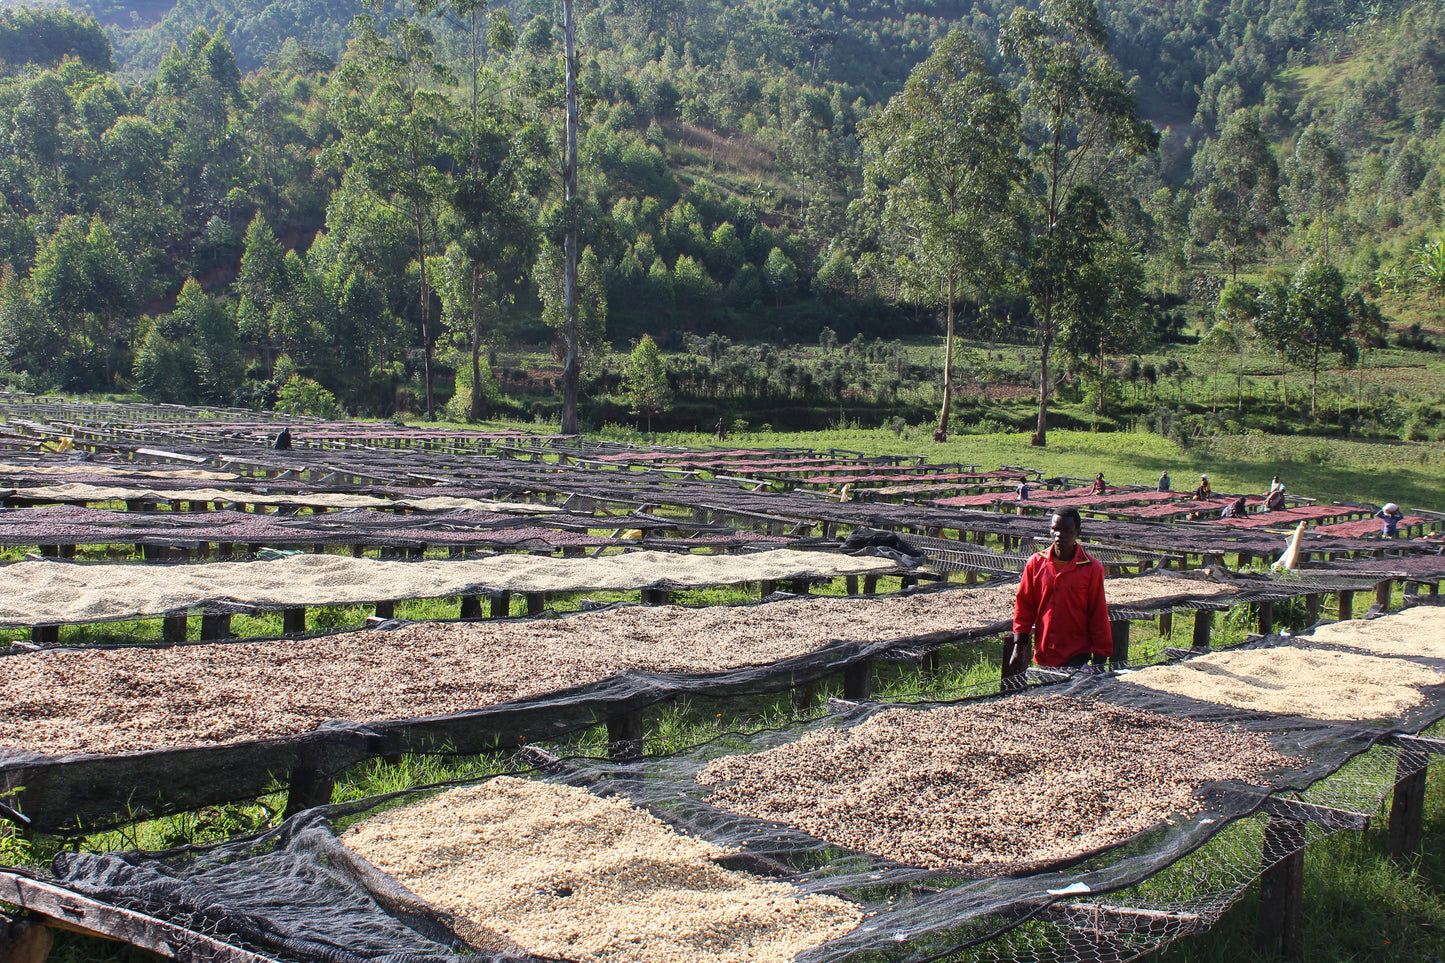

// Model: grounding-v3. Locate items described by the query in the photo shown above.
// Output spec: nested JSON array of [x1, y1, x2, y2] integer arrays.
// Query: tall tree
[[559, 0, 582, 434], [1051, 188, 1147, 418], [859, 31, 1022, 441], [1252, 260, 1358, 416], [328, 2, 455, 417], [81, 216, 136, 386], [1210, 282, 1262, 411], [999, 0, 1158, 447], [1284, 124, 1348, 262], [621, 334, 672, 433], [1190, 109, 1283, 280]]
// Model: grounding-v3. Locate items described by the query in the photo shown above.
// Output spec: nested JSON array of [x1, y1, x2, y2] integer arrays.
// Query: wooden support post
[[899, 574, 916, 592], [606, 711, 644, 762], [1257, 817, 1306, 960], [641, 588, 669, 605], [283, 607, 307, 635], [491, 593, 511, 618], [1110, 619, 1129, 667], [760, 579, 776, 597], [527, 592, 545, 615], [1375, 579, 1393, 613], [38, 544, 57, 558], [459, 596, 482, 619], [199, 613, 231, 640], [1305, 593, 1321, 624], [922, 649, 941, 680], [863, 575, 878, 595], [788, 578, 810, 595], [845, 575, 859, 595], [162, 614, 187, 643], [1238, 551, 1251, 569], [1, 919, 54, 963], [1338, 590, 1354, 621], [843, 660, 874, 701], [790, 681, 815, 711], [373, 601, 394, 620], [351, 544, 365, 558], [1158, 611, 1173, 640], [1192, 609, 1213, 650], [1258, 599, 1275, 635], [218, 542, 233, 559], [30, 625, 58, 646], [282, 744, 336, 819], [1387, 756, 1428, 865]]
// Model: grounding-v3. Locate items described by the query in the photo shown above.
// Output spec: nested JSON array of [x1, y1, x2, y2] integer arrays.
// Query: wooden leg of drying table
[[283, 744, 336, 819], [843, 660, 874, 701], [1388, 756, 1428, 865], [1257, 816, 1307, 961], [1192, 610, 1213, 650], [162, 615, 187, 643], [1110, 620, 1129, 668], [606, 711, 644, 762]]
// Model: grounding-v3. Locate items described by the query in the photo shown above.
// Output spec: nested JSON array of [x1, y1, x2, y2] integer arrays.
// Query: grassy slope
[[569, 421, 1445, 509]]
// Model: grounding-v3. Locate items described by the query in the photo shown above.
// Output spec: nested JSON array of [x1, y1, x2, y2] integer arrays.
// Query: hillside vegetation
[[0, 0, 1442, 441]]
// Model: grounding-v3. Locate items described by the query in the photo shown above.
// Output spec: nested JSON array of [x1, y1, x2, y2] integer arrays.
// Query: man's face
[[1050, 513, 1080, 554]]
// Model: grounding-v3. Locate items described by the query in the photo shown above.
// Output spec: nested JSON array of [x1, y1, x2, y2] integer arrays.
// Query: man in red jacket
[[1009, 508, 1113, 676]]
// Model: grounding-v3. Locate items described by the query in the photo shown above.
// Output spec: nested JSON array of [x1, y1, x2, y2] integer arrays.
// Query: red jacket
[[1013, 546, 1113, 667]]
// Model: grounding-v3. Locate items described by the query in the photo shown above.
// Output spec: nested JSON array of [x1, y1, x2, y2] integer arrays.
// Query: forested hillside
[[2, 0, 1444, 434]]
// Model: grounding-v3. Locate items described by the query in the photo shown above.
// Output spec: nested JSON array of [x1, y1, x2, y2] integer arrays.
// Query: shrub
[[276, 376, 338, 418]]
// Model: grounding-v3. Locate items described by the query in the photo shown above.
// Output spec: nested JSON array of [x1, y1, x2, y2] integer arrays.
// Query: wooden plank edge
[[0, 871, 280, 963]]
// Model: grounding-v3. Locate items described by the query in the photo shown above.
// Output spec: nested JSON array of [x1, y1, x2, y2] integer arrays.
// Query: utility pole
[[560, 0, 580, 435]]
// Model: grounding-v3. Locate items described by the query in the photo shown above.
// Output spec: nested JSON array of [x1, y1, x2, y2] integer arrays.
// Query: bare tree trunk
[[934, 276, 955, 442], [560, 0, 581, 435], [1033, 311, 1051, 447], [415, 208, 433, 417], [469, 266, 484, 420]]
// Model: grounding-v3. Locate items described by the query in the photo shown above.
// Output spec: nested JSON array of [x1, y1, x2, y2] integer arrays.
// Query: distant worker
[[1015, 477, 1030, 500], [1193, 474, 1212, 500], [1264, 477, 1287, 512], [1008, 508, 1113, 679], [1377, 502, 1405, 538], [1220, 496, 1248, 519], [1157, 470, 1171, 492], [715, 417, 726, 441], [273, 426, 292, 451], [1089, 472, 1107, 495]]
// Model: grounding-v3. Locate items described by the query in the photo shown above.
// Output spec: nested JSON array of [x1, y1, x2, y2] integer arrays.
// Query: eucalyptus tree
[[1190, 109, 1283, 280], [1284, 124, 1348, 262], [327, 1, 457, 417], [999, 0, 1158, 447], [1051, 187, 1147, 418], [859, 31, 1023, 442]]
